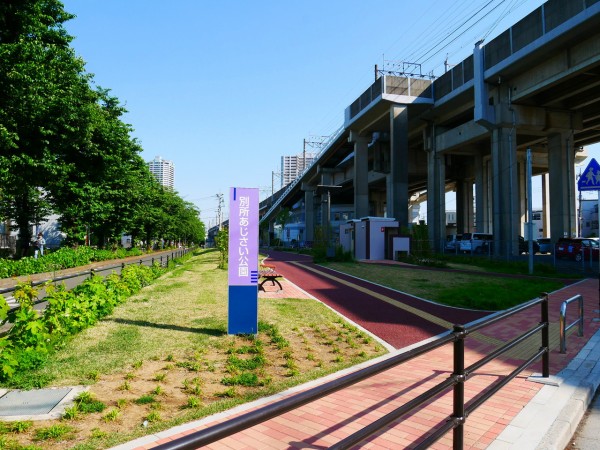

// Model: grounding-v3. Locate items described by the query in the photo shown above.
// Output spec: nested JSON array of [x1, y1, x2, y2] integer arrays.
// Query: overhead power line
[[416, 0, 506, 67]]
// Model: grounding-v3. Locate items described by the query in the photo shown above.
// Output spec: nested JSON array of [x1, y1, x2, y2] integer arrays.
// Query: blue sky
[[61, 0, 599, 226]]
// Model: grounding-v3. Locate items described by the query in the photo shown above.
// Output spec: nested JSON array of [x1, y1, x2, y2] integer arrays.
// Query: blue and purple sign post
[[228, 187, 259, 334]]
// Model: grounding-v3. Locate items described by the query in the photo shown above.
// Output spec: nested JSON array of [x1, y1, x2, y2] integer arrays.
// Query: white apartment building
[[147, 156, 175, 189], [281, 153, 317, 187]]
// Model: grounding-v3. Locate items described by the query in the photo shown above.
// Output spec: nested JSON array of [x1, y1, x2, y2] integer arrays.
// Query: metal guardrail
[[259, 125, 346, 224], [153, 293, 550, 450], [559, 294, 584, 354], [0, 249, 189, 329]]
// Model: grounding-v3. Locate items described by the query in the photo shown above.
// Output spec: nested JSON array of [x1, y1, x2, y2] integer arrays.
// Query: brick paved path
[[118, 252, 600, 450]]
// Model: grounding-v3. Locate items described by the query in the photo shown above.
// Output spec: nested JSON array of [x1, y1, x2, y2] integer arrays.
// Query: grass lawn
[[323, 261, 566, 310], [0, 249, 386, 450]]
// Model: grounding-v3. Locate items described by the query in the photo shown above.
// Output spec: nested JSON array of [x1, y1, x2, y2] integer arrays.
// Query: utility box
[[353, 217, 399, 260], [392, 236, 411, 259], [339, 220, 360, 258]]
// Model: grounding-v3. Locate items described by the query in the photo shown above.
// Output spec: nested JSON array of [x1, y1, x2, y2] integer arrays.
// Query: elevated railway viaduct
[[261, 0, 600, 257]]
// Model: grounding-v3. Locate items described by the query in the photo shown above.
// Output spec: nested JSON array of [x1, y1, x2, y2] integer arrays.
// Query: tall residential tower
[[281, 152, 317, 187], [147, 156, 175, 189]]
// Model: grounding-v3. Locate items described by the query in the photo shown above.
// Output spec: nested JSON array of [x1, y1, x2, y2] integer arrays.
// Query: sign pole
[[228, 187, 259, 334], [597, 192, 600, 321], [576, 158, 600, 321]]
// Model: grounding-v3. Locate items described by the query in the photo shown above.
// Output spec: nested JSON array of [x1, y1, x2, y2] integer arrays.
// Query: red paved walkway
[[267, 253, 488, 349], [119, 252, 600, 450]]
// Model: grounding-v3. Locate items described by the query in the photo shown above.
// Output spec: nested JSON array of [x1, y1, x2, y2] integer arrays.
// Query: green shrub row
[[0, 246, 144, 279], [0, 263, 164, 385]]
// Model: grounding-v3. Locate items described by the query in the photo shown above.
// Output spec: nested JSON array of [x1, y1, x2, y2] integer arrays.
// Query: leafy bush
[[0, 246, 145, 278], [0, 261, 166, 384], [0, 295, 8, 324]]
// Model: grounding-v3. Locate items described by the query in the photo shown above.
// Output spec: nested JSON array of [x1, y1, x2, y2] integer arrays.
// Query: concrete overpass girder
[[435, 106, 583, 154], [510, 32, 600, 104]]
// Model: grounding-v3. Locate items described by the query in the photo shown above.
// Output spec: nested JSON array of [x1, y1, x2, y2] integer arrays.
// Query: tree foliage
[[215, 228, 228, 270], [0, 0, 205, 255]]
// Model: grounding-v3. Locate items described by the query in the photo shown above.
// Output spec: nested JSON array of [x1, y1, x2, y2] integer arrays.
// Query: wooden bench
[[258, 268, 282, 291]]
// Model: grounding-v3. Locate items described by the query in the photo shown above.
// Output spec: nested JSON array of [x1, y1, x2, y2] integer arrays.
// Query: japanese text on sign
[[238, 196, 250, 277], [228, 188, 258, 287]]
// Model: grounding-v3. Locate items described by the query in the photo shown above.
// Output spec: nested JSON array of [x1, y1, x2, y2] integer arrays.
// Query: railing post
[[152, 257, 154, 265], [541, 293, 550, 377], [559, 301, 567, 354], [560, 294, 585, 354], [160, 256, 163, 267], [452, 324, 466, 449]]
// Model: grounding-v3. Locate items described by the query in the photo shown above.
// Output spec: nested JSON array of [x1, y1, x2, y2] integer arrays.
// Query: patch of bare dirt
[[1, 322, 384, 449]]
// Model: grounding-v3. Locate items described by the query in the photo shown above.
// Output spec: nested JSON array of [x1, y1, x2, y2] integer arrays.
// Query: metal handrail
[[259, 125, 345, 224], [559, 294, 584, 353], [153, 293, 550, 450]]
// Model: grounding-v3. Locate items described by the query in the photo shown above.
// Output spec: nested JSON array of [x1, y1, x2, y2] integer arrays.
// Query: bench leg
[[259, 277, 282, 291]]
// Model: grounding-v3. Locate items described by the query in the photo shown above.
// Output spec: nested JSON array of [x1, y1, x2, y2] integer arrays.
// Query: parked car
[[537, 238, 552, 254], [518, 236, 540, 254], [459, 233, 493, 253], [555, 237, 599, 261], [444, 234, 462, 252]]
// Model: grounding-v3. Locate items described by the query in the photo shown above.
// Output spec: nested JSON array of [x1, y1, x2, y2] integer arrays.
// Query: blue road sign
[[578, 158, 600, 191]]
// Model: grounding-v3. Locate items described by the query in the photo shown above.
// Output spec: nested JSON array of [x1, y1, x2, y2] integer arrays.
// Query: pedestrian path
[[114, 251, 600, 450]]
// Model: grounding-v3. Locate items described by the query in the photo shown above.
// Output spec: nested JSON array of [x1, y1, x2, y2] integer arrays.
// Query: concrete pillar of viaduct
[[425, 124, 446, 252], [517, 155, 527, 238], [456, 177, 474, 234], [541, 173, 550, 237], [349, 132, 370, 219], [548, 132, 577, 239], [319, 172, 333, 245], [388, 105, 409, 228], [491, 126, 520, 256], [301, 184, 316, 242], [474, 153, 491, 233], [454, 157, 474, 234]]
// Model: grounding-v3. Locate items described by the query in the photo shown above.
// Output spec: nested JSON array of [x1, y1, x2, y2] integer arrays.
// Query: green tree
[[0, 0, 95, 256], [49, 89, 147, 247], [0, 0, 205, 253], [127, 179, 206, 250], [124, 169, 162, 248]]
